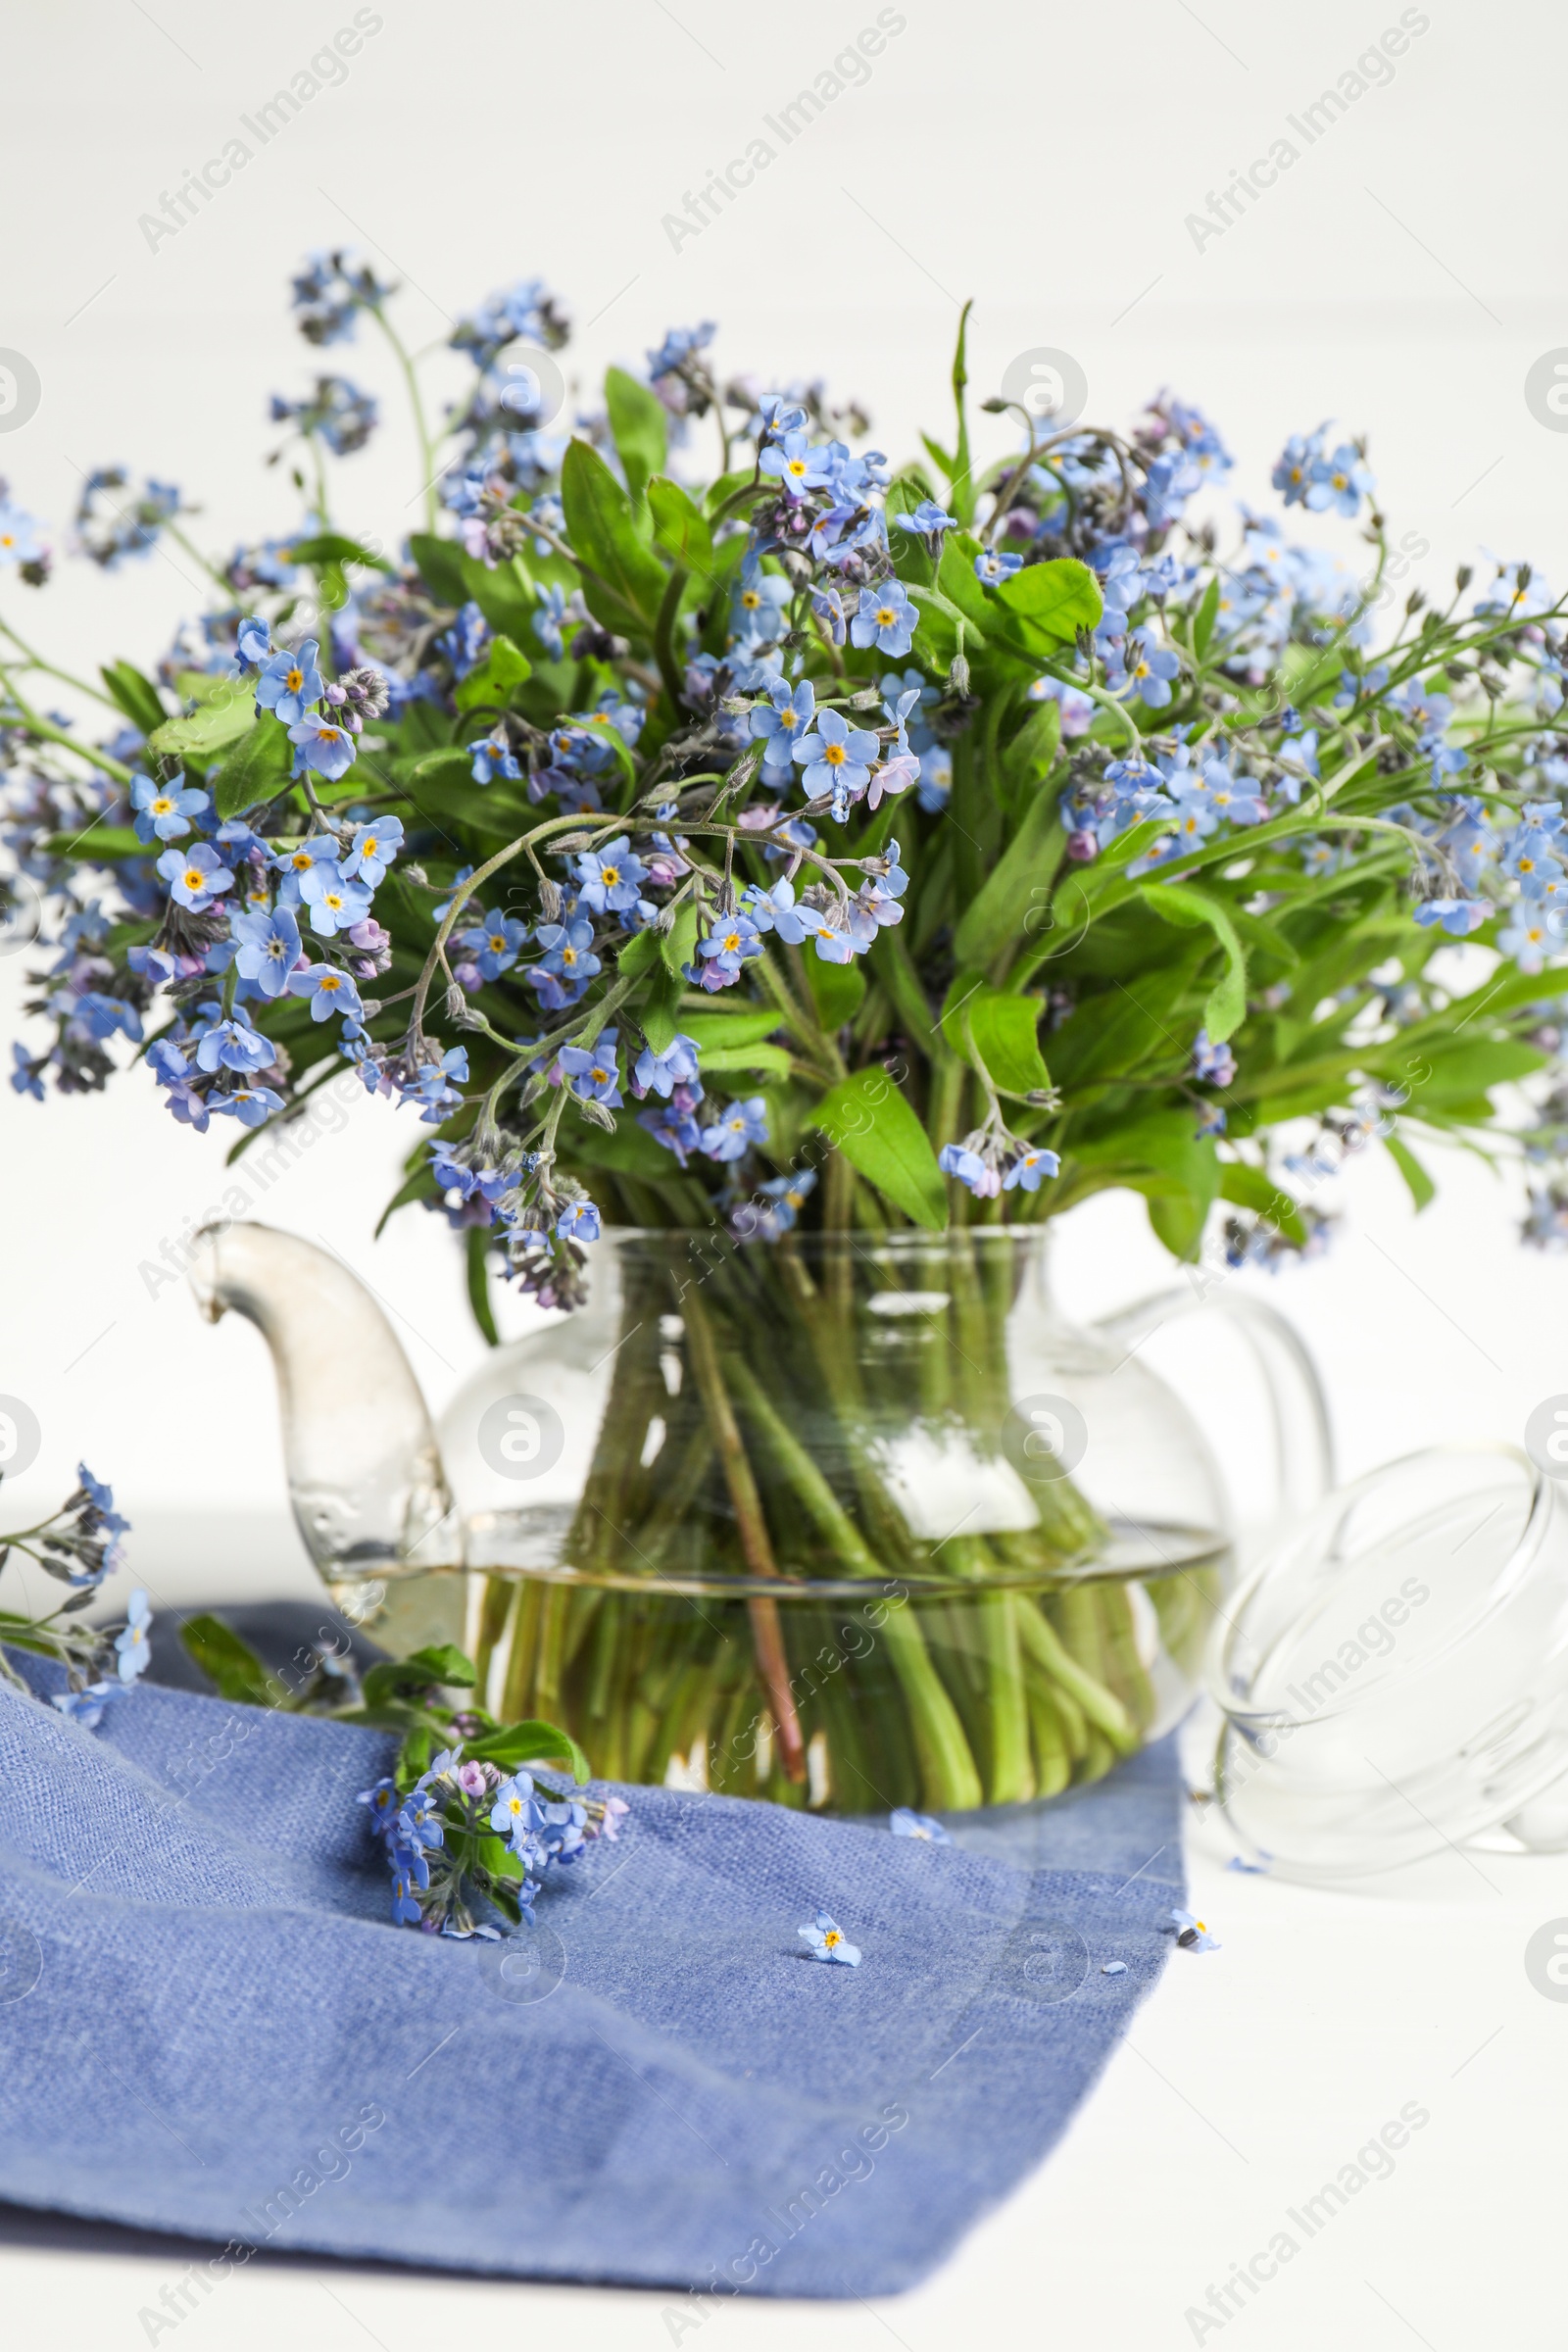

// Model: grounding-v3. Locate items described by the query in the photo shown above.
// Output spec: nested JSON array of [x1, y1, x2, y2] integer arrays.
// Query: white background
[[4, 1, 1568, 2344]]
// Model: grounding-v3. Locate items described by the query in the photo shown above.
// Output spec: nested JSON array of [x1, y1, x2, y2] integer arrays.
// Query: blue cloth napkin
[[0, 1647, 1184, 2301]]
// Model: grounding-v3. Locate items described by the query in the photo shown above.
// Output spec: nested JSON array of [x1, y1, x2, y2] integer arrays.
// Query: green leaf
[[993, 558, 1103, 647], [398, 1642, 478, 1686], [1383, 1132, 1436, 1212], [606, 367, 669, 507], [966, 989, 1051, 1096], [466, 1225, 500, 1347], [1072, 1112, 1219, 1195], [100, 661, 166, 737], [361, 1644, 476, 1707], [476, 1832, 523, 1882], [661, 902, 700, 978], [1218, 1163, 1306, 1244], [409, 531, 467, 605], [935, 534, 1002, 640], [176, 668, 248, 708], [565, 1104, 682, 1181], [212, 713, 292, 818], [808, 1066, 948, 1231], [1193, 575, 1222, 659], [460, 551, 538, 644], [696, 1041, 793, 1079], [1148, 1192, 1210, 1260], [885, 478, 935, 585], [1073, 1114, 1220, 1260], [704, 467, 763, 517], [1412, 1039, 1544, 1102], [467, 1716, 590, 1781], [42, 826, 145, 860], [404, 747, 474, 787], [616, 926, 662, 978], [286, 531, 390, 571], [998, 697, 1061, 797], [561, 438, 667, 637], [179, 1614, 276, 1706], [805, 954, 867, 1031], [397, 700, 455, 755], [145, 675, 256, 762], [681, 1009, 784, 1050], [921, 432, 956, 484], [453, 632, 532, 712], [638, 961, 684, 1053], [953, 797, 1064, 969], [647, 475, 714, 578], [396, 1724, 436, 1784], [1138, 881, 1250, 1043]]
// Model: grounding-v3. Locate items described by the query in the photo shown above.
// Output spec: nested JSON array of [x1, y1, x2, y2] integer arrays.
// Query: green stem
[[0, 615, 121, 710], [737, 1263, 985, 1812], [1019, 1593, 1137, 1752], [166, 521, 247, 604], [0, 679, 134, 786], [979, 1593, 1034, 1802], [369, 303, 440, 529], [680, 1283, 808, 1784]]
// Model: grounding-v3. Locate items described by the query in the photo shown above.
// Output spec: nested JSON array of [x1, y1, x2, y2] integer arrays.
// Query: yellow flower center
[[823, 1929, 841, 1947], [183, 869, 203, 889], [285, 667, 303, 692], [823, 743, 846, 766]]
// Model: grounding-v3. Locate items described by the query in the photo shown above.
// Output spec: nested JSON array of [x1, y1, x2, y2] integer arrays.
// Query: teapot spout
[[188, 1219, 458, 1581]]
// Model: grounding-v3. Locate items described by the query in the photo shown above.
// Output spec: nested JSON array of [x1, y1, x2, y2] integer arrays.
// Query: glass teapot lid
[[1205, 1444, 1568, 1880]]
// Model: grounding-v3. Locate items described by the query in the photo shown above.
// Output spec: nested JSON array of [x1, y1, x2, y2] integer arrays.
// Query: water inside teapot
[[329, 1514, 1229, 1812]]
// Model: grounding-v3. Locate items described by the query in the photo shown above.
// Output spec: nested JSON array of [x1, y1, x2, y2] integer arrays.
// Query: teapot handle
[[1090, 1284, 1335, 1534]]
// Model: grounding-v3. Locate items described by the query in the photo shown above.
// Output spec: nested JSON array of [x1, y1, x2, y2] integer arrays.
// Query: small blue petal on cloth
[[890, 1807, 951, 1844]]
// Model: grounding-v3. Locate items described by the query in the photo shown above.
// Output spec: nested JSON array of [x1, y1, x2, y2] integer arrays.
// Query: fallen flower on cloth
[[1171, 1907, 1220, 1952], [890, 1808, 951, 1843], [799, 1911, 860, 1966]]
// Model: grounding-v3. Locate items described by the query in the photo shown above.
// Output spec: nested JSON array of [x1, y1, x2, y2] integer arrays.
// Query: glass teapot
[[189, 1219, 1333, 1811]]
